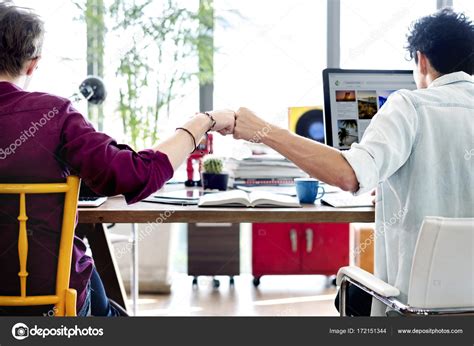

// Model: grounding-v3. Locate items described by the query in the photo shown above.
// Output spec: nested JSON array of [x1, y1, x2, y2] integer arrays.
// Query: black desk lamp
[[71, 76, 107, 105]]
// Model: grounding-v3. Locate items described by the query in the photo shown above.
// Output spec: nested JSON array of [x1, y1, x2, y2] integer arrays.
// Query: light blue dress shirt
[[342, 71, 474, 315]]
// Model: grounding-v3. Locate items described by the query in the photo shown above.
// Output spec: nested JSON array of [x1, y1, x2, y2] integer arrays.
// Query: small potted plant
[[201, 156, 229, 191]]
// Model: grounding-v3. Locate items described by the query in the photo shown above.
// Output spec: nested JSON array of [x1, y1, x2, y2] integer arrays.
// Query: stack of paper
[[227, 155, 307, 186]]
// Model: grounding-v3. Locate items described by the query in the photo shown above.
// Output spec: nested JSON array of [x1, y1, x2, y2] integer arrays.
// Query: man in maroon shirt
[[0, 3, 235, 316]]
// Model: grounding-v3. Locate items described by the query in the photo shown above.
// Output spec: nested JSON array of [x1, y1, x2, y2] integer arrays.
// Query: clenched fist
[[233, 107, 273, 143], [207, 109, 236, 134]]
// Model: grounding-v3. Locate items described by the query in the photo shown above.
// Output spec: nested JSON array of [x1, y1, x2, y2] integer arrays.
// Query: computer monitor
[[322, 68, 416, 150]]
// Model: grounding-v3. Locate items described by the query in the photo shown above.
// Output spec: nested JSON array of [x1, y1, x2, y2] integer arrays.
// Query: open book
[[198, 190, 301, 208]]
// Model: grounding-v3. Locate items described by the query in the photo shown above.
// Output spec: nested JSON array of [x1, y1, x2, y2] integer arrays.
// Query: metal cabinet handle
[[195, 223, 232, 227], [290, 229, 298, 253], [305, 228, 313, 253]]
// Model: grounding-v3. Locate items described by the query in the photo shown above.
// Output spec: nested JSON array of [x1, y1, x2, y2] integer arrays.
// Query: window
[[340, 0, 437, 70], [12, 0, 200, 144], [214, 0, 327, 126], [453, 0, 474, 18], [13, 1, 86, 102]]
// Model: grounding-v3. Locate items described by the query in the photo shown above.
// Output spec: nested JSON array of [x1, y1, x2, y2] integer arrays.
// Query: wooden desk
[[79, 195, 375, 224], [78, 195, 375, 310]]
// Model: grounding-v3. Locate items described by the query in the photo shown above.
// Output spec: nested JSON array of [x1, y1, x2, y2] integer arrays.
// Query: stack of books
[[227, 155, 307, 187]]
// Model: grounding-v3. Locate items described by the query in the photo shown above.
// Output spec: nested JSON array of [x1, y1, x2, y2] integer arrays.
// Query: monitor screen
[[322, 69, 416, 150]]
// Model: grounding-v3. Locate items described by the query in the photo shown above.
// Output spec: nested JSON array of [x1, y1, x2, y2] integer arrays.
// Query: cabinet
[[252, 223, 349, 286], [188, 223, 240, 288]]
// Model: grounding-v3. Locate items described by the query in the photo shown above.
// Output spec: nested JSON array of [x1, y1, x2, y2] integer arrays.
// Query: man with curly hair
[[232, 8, 473, 316]]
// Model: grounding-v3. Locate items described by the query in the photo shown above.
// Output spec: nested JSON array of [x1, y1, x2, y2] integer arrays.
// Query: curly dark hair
[[0, 1, 44, 77], [406, 8, 474, 75]]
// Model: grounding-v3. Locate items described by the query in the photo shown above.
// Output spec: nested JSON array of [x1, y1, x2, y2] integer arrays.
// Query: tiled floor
[[128, 274, 339, 316]]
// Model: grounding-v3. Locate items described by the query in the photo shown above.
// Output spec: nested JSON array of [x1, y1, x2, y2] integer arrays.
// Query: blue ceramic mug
[[295, 178, 325, 204]]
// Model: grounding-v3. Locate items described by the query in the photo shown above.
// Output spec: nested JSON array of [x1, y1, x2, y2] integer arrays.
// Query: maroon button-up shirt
[[0, 81, 173, 313]]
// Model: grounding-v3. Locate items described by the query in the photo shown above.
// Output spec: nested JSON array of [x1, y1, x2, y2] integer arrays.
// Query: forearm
[[262, 126, 359, 192], [154, 113, 212, 169]]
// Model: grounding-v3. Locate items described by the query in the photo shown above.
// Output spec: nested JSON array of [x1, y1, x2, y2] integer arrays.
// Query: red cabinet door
[[252, 223, 301, 276], [300, 223, 349, 275]]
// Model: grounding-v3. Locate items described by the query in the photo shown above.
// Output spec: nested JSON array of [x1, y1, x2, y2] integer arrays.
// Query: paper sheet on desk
[[321, 191, 373, 208]]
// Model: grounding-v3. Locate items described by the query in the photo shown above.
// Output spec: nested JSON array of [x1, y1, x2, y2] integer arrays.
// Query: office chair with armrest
[[337, 217, 474, 316], [0, 176, 80, 316]]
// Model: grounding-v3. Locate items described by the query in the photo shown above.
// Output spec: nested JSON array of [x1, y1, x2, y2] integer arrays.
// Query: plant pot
[[201, 173, 229, 191]]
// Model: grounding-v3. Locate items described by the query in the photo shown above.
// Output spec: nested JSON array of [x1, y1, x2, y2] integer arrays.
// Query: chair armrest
[[337, 266, 400, 298]]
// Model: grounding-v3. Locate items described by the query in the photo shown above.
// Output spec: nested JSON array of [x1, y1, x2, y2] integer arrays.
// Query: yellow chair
[[0, 176, 80, 316]]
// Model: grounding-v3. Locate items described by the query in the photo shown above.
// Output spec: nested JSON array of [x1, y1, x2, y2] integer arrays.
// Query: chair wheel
[[192, 277, 198, 286], [212, 278, 220, 289], [326, 275, 337, 287], [229, 276, 235, 286], [252, 277, 261, 287]]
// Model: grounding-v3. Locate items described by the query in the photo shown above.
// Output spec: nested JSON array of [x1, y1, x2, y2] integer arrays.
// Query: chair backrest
[[408, 216, 474, 309], [0, 176, 80, 316]]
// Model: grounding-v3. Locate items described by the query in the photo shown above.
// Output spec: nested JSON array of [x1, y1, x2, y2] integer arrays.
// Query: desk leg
[[130, 223, 139, 316], [77, 223, 128, 312]]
